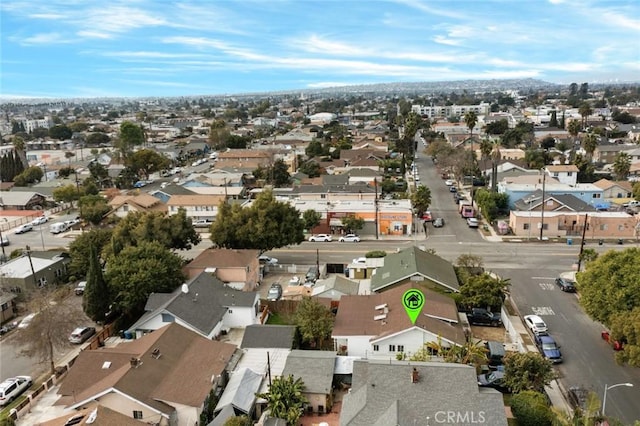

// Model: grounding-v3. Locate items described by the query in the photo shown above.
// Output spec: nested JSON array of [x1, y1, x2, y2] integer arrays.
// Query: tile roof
[[58, 323, 237, 415], [370, 246, 459, 293], [332, 282, 465, 346], [593, 178, 633, 192], [240, 325, 296, 349], [282, 350, 336, 395], [340, 360, 508, 426]]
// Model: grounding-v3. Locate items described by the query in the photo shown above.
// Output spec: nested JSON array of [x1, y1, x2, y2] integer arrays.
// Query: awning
[[329, 219, 344, 226]]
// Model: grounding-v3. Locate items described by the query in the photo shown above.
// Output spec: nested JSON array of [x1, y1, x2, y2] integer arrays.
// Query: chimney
[[411, 368, 419, 384]]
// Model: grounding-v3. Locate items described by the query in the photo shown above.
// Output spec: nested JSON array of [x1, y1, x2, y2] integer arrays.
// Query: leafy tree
[[86, 132, 111, 146], [573, 154, 596, 183], [510, 391, 553, 426], [341, 215, 365, 234], [83, 242, 111, 322], [576, 248, 640, 326], [79, 194, 111, 225], [305, 140, 325, 157], [410, 185, 432, 215], [456, 254, 484, 270], [48, 124, 73, 140], [69, 121, 90, 132], [127, 149, 170, 179], [210, 190, 305, 252], [524, 149, 549, 169], [612, 152, 631, 181], [108, 210, 201, 256], [298, 160, 321, 178], [503, 352, 556, 393], [257, 375, 308, 426], [15, 287, 82, 374], [57, 166, 75, 178], [105, 241, 186, 317], [88, 161, 109, 188], [484, 119, 509, 135], [118, 121, 145, 153], [270, 159, 291, 187], [609, 307, 640, 367], [302, 209, 322, 231], [53, 184, 81, 204], [226, 134, 250, 149], [540, 136, 556, 150], [633, 182, 640, 201], [567, 120, 581, 141], [579, 102, 593, 129], [548, 110, 559, 128], [68, 229, 113, 279], [459, 273, 510, 311], [294, 297, 334, 348], [0, 150, 25, 182], [83, 178, 100, 196], [13, 165, 44, 186]]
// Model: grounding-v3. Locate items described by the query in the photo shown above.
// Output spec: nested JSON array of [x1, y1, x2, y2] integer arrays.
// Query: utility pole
[[539, 169, 547, 240], [577, 213, 589, 271], [25, 245, 38, 288], [374, 178, 379, 240]]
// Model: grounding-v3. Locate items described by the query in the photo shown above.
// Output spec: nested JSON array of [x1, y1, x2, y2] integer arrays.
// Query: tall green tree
[[83, 242, 111, 322], [257, 375, 308, 426], [459, 273, 510, 311], [510, 391, 553, 426], [576, 248, 640, 327], [118, 121, 145, 154], [86, 132, 111, 146], [302, 209, 322, 231], [52, 184, 81, 205], [68, 228, 113, 279], [294, 297, 334, 348], [13, 165, 44, 186], [106, 241, 186, 317], [12, 136, 29, 168], [503, 352, 556, 393], [582, 133, 598, 160], [608, 307, 640, 367], [612, 152, 631, 181], [48, 124, 73, 140], [410, 185, 432, 215], [578, 102, 593, 129], [127, 149, 170, 179], [79, 194, 111, 225], [340, 215, 365, 234]]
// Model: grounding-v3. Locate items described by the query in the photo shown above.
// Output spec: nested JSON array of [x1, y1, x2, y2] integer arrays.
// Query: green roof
[[370, 246, 459, 293]]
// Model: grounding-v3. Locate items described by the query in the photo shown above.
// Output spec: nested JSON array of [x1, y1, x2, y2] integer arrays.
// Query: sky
[[1, 0, 639, 99]]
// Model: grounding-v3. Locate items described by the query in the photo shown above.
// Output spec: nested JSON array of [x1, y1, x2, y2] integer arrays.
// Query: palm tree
[[12, 136, 29, 169], [257, 375, 307, 425], [612, 152, 631, 181], [567, 120, 582, 160], [582, 132, 598, 160], [578, 102, 593, 130], [464, 111, 478, 153], [480, 138, 493, 179]]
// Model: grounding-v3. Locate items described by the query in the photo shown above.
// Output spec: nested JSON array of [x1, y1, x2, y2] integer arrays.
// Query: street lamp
[[602, 382, 634, 416]]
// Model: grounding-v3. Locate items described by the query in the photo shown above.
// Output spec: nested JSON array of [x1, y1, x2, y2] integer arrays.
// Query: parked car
[[467, 308, 502, 327], [0, 321, 18, 336], [308, 234, 332, 242], [352, 257, 367, 265], [0, 376, 32, 406], [17, 313, 37, 330], [267, 284, 283, 301], [433, 218, 445, 228], [339, 234, 361, 242], [449, 186, 457, 193], [69, 326, 96, 344], [555, 276, 576, 292], [133, 180, 147, 188], [15, 224, 33, 234], [258, 255, 278, 265], [535, 334, 563, 363], [192, 219, 213, 228], [74, 281, 87, 296], [466, 217, 479, 228], [524, 314, 548, 335], [50, 222, 69, 234], [0, 234, 9, 247], [305, 266, 319, 283], [445, 179, 454, 186], [477, 371, 509, 393], [421, 211, 433, 222], [64, 218, 80, 228], [289, 276, 301, 286], [31, 216, 48, 226]]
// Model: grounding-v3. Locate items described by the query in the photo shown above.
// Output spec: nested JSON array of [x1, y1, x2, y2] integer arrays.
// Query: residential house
[[0, 251, 70, 290], [332, 283, 465, 359], [0, 292, 17, 323], [107, 194, 167, 218], [498, 176, 604, 209], [240, 325, 296, 350], [545, 165, 579, 186], [281, 350, 336, 414], [216, 149, 273, 172], [370, 246, 460, 293], [166, 194, 226, 222], [340, 360, 508, 426], [56, 323, 237, 426], [508, 211, 640, 239], [346, 168, 382, 186], [592, 179, 633, 204], [36, 404, 146, 426], [593, 144, 633, 164], [350, 135, 387, 152], [183, 248, 261, 289], [312, 275, 360, 301], [513, 190, 595, 213], [0, 191, 47, 210]]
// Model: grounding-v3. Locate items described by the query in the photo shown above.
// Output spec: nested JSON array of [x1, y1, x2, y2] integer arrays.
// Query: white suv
[[308, 234, 332, 242], [0, 376, 32, 406], [524, 314, 548, 335]]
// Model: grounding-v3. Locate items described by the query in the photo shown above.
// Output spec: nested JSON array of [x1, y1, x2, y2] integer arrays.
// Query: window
[[373, 344, 379, 352], [122, 205, 129, 212], [592, 193, 601, 198], [133, 411, 143, 420], [553, 173, 559, 177], [523, 223, 530, 230], [397, 345, 405, 352], [618, 225, 624, 231], [161, 313, 175, 323], [389, 345, 396, 352], [38, 277, 48, 287], [600, 224, 608, 231], [567, 172, 573, 176]]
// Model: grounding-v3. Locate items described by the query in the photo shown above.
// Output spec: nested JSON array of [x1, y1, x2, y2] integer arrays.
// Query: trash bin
[[598, 239, 603, 246], [567, 238, 573, 245]]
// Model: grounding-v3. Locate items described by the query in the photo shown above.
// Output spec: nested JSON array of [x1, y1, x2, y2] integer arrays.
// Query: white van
[[50, 222, 69, 234]]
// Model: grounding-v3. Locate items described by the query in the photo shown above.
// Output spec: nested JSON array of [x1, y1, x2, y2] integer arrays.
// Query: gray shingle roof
[[240, 325, 296, 349], [514, 189, 595, 212], [282, 350, 336, 395], [370, 247, 459, 293], [340, 360, 508, 426]]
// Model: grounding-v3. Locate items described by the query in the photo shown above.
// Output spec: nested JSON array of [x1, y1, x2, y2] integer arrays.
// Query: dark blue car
[[535, 335, 563, 363]]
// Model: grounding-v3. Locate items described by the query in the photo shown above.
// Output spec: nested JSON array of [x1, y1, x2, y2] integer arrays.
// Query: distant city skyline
[[1, 0, 639, 99]]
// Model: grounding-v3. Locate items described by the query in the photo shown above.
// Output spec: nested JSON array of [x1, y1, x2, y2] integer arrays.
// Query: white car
[[309, 234, 332, 242], [352, 257, 367, 265], [466, 217, 479, 228], [31, 216, 48, 226], [15, 224, 33, 234], [445, 179, 454, 186], [339, 234, 360, 242], [524, 314, 549, 335], [0, 376, 32, 406], [289, 276, 301, 286], [258, 255, 278, 265], [17, 313, 36, 330]]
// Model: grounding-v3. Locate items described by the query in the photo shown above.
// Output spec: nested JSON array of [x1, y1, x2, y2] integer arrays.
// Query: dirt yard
[[471, 325, 509, 342]]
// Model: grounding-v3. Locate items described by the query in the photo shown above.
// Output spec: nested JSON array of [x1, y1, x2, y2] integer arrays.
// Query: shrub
[[365, 250, 387, 258], [510, 391, 552, 426]]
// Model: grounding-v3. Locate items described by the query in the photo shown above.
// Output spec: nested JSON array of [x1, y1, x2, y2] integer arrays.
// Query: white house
[[545, 165, 579, 186]]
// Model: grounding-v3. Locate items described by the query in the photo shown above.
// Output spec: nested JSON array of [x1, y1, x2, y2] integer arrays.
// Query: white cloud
[[13, 32, 73, 46], [290, 35, 365, 56], [393, 0, 467, 20], [76, 30, 113, 39], [432, 35, 462, 46], [306, 82, 352, 88]]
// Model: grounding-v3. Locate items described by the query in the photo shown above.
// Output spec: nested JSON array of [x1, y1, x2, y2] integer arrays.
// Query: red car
[[421, 211, 433, 222], [601, 331, 624, 351]]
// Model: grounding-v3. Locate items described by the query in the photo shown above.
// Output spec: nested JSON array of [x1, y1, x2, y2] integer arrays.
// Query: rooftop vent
[[151, 348, 161, 359]]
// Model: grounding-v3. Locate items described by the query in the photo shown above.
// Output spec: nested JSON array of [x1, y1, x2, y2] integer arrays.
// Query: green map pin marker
[[402, 289, 425, 325]]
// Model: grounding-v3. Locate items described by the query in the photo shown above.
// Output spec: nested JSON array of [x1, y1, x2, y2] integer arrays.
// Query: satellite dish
[[181, 284, 189, 294]]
